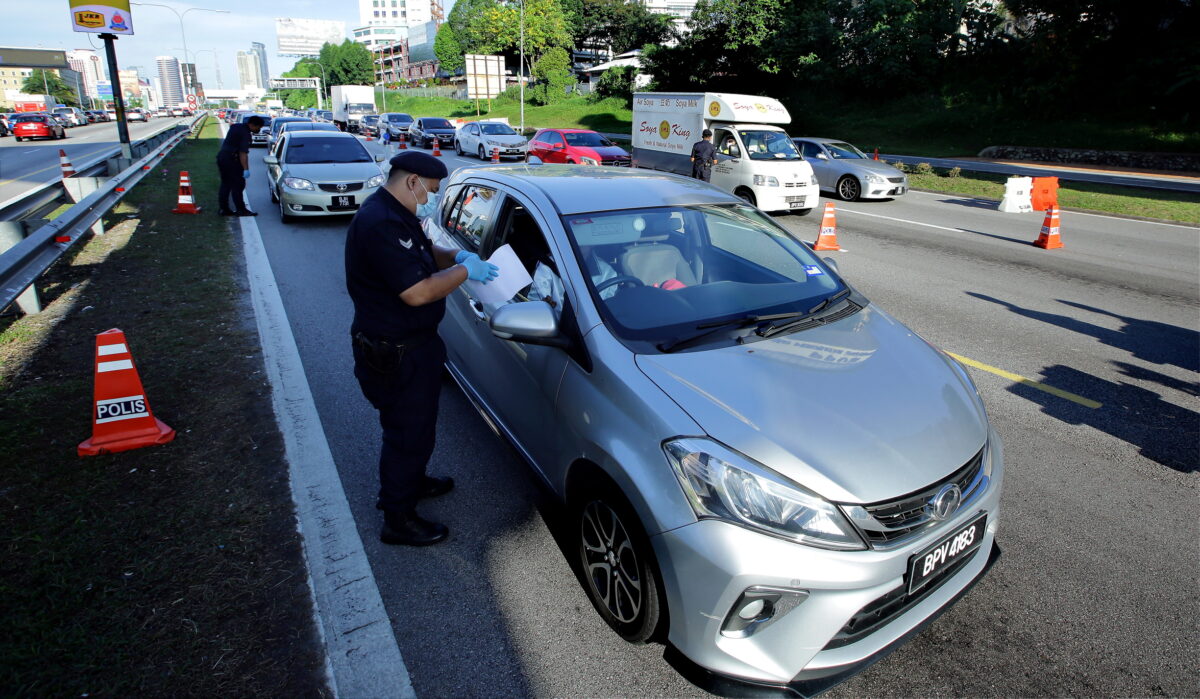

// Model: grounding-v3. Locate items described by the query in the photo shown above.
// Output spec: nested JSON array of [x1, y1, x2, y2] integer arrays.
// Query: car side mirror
[[553, 143, 564, 149], [816, 153, 829, 160], [490, 301, 569, 348], [822, 256, 840, 273], [263, 155, 279, 165], [375, 154, 385, 162]]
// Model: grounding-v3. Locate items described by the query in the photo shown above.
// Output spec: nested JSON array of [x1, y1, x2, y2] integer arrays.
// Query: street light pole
[[520, 0, 525, 136], [132, 2, 229, 96]]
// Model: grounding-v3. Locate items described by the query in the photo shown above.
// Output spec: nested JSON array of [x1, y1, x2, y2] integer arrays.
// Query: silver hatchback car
[[428, 164, 1003, 693]]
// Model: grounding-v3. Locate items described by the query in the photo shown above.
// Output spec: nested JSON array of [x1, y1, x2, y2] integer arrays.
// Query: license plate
[[331, 195, 355, 209], [907, 513, 986, 594], [788, 200, 806, 209]]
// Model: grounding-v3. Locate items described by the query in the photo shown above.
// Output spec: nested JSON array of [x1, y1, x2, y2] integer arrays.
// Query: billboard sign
[[269, 78, 321, 89], [0, 47, 70, 69], [465, 54, 505, 100], [69, 0, 134, 35], [95, 80, 114, 99], [275, 18, 346, 56]]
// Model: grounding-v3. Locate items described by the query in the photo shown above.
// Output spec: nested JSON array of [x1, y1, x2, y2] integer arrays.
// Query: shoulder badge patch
[[398, 237, 413, 249]]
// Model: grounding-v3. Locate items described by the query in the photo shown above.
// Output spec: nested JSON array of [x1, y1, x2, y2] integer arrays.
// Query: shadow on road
[[967, 293, 1200, 373], [937, 197, 1005, 211], [956, 228, 1037, 246]]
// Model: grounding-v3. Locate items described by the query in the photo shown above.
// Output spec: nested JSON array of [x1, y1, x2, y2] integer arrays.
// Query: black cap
[[388, 151, 448, 179], [702, 129, 713, 138]]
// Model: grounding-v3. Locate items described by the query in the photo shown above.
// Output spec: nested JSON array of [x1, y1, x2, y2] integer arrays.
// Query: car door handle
[[466, 296, 487, 321]]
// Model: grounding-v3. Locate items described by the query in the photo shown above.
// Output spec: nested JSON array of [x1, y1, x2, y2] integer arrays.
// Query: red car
[[12, 114, 66, 141], [526, 128, 631, 166]]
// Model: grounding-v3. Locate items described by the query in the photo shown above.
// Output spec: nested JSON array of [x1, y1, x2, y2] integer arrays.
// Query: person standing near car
[[690, 129, 718, 182], [216, 115, 264, 216], [345, 150, 500, 546]]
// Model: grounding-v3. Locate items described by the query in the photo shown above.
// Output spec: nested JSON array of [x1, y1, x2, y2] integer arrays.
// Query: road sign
[[185, 94, 198, 107], [269, 78, 320, 89]]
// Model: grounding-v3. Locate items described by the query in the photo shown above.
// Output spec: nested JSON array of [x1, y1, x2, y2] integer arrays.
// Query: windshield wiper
[[658, 310, 811, 353], [757, 289, 853, 339]]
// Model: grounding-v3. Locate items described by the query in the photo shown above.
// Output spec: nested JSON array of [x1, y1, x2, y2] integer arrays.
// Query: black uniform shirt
[[218, 123, 252, 160], [691, 139, 716, 167], [345, 188, 445, 340]]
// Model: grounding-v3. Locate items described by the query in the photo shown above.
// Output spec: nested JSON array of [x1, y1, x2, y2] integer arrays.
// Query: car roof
[[540, 128, 596, 134], [456, 164, 739, 215], [792, 137, 848, 144], [286, 130, 358, 139]]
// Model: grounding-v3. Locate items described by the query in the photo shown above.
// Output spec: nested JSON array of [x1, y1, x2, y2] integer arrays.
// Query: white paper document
[[464, 243, 533, 306]]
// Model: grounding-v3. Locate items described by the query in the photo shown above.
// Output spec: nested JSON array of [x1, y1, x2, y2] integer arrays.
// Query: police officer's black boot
[[381, 508, 448, 546]]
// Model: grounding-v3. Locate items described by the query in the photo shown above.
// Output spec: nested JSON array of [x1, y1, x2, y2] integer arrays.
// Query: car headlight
[[664, 438, 866, 550], [865, 173, 886, 184], [753, 175, 780, 187], [810, 174, 819, 185], [366, 174, 385, 188], [282, 177, 315, 191], [579, 156, 600, 166]]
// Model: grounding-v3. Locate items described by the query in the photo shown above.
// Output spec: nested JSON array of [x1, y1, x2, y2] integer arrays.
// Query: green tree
[[474, 0, 572, 57], [279, 57, 326, 109], [435, 22, 465, 73], [448, 0, 502, 55], [320, 40, 375, 86], [587, 64, 637, 105], [531, 46, 574, 104], [21, 69, 78, 106]]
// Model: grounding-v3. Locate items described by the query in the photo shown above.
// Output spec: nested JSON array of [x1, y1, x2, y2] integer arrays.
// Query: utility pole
[[100, 34, 132, 158], [519, 0, 525, 136]]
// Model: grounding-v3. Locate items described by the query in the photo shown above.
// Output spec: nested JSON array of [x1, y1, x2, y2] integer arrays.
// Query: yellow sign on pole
[[68, 0, 134, 35]]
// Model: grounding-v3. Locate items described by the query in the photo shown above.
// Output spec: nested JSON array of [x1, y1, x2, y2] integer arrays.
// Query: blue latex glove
[[242, 170, 250, 179], [461, 255, 500, 283], [454, 250, 478, 264]]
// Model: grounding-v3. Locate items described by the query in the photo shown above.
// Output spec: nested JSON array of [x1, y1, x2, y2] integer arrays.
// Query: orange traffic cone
[[491, 147, 500, 163], [59, 149, 77, 177], [171, 171, 201, 214], [872, 147, 879, 161], [397, 133, 407, 150], [1033, 205, 1063, 249], [78, 328, 175, 456], [432, 139, 442, 157], [812, 202, 842, 251]]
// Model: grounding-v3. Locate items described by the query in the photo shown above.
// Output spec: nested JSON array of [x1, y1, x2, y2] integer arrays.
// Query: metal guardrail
[[0, 113, 208, 314]]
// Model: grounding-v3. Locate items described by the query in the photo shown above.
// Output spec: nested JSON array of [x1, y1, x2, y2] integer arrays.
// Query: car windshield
[[563, 204, 845, 349], [424, 118, 452, 129], [564, 132, 613, 147], [480, 123, 517, 136], [363, 116, 379, 123], [348, 103, 374, 114], [826, 142, 867, 159], [738, 130, 803, 160], [386, 113, 411, 123], [285, 137, 372, 164]]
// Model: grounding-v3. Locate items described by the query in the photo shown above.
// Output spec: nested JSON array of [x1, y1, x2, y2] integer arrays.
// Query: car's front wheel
[[454, 139, 463, 156], [735, 187, 757, 207], [279, 198, 295, 223], [479, 145, 487, 160], [576, 484, 664, 643], [837, 175, 861, 201]]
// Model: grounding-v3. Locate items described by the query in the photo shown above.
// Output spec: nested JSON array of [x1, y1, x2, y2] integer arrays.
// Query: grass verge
[[383, 92, 632, 134], [0, 117, 328, 696], [899, 166, 1200, 224]]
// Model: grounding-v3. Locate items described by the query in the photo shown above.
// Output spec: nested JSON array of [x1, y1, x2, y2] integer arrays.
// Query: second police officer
[[345, 150, 500, 546]]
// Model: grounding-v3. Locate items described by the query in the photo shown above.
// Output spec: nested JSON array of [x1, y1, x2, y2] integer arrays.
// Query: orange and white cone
[[432, 139, 442, 157], [812, 202, 842, 251], [397, 133, 407, 150], [171, 170, 201, 214], [491, 147, 500, 163], [78, 328, 176, 457], [59, 149, 77, 177], [1033, 205, 1063, 249]]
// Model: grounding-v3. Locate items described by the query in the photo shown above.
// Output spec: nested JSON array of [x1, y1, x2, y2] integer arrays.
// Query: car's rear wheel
[[478, 145, 487, 160], [735, 188, 757, 206], [455, 139, 463, 156], [837, 175, 861, 201], [13, 136, 20, 142], [576, 483, 664, 643]]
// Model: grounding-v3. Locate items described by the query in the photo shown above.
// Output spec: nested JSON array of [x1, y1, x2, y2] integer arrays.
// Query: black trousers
[[216, 155, 247, 213], [692, 165, 712, 182], [353, 334, 446, 514]]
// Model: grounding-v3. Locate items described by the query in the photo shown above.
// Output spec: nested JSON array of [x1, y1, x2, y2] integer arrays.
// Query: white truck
[[330, 85, 377, 133], [631, 92, 820, 214]]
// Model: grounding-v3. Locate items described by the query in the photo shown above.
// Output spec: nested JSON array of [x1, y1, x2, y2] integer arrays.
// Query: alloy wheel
[[580, 500, 643, 624]]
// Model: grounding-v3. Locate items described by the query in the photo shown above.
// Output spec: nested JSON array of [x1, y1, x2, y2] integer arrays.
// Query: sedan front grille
[[601, 159, 631, 167], [318, 182, 364, 193], [843, 448, 987, 547], [887, 176, 906, 183]]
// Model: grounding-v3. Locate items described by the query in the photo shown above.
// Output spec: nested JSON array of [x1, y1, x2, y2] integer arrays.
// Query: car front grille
[[843, 448, 987, 547], [317, 182, 364, 192], [888, 176, 906, 183], [602, 159, 631, 167]]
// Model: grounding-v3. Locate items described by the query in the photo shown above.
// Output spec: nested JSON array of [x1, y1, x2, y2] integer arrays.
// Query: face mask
[[412, 178, 440, 219]]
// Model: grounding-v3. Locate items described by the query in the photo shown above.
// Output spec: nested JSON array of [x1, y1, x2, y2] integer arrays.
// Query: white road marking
[[837, 206, 967, 233]]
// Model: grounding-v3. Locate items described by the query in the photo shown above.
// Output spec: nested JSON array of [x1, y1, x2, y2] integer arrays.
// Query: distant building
[[180, 63, 200, 96], [636, 0, 697, 33], [250, 42, 270, 87], [0, 65, 85, 108], [156, 55, 184, 106], [352, 0, 442, 49], [66, 49, 106, 101], [370, 20, 442, 85], [237, 51, 264, 91]]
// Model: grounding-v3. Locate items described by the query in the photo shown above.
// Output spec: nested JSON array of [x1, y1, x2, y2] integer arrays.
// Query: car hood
[[839, 158, 904, 177], [424, 127, 457, 134], [572, 144, 629, 159], [283, 161, 382, 182], [634, 305, 987, 504], [480, 134, 527, 146]]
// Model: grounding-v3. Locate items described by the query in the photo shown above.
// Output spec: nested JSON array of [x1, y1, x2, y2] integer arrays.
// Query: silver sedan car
[[793, 137, 909, 201], [428, 165, 1003, 692], [454, 120, 528, 160], [264, 131, 386, 222]]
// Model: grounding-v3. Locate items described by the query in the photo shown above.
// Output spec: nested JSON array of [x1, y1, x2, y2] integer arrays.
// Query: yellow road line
[[947, 352, 1103, 409]]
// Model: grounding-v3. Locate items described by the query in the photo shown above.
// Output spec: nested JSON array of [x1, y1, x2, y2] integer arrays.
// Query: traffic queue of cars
[[252, 94, 998, 695]]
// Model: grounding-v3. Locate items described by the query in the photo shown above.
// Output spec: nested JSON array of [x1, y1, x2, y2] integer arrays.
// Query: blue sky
[[12, 1, 450, 90]]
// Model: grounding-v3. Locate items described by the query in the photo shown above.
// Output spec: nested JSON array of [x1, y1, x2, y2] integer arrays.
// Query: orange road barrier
[[1033, 205, 1064, 249], [1030, 176, 1060, 211], [812, 202, 842, 251], [59, 149, 77, 177], [491, 147, 500, 163], [171, 171, 201, 214], [431, 139, 442, 157], [78, 328, 176, 456]]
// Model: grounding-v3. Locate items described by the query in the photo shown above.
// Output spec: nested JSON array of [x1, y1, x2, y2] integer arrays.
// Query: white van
[[631, 92, 820, 214]]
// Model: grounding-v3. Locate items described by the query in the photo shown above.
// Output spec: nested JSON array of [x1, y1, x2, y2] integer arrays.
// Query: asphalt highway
[[0, 117, 188, 205], [242, 137, 1198, 697]]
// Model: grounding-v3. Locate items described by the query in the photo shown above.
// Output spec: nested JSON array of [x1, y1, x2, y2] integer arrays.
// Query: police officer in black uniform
[[345, 150, 499, 546], [690, 129, 718, 182], [216, 115, 264, 216]]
